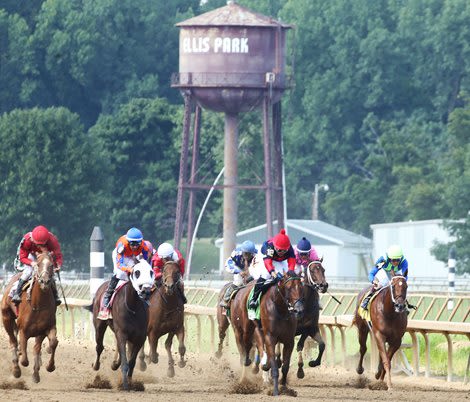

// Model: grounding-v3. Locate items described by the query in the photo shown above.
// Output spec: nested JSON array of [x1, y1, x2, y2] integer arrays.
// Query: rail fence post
[[447, 246, 456, 310], [90, 226, 105, 299]]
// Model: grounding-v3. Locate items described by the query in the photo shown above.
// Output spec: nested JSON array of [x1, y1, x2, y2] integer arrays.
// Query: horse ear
[[319, 255, 324, 263]]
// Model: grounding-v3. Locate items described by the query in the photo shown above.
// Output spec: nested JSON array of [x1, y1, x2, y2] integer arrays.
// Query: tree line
[[1, 0, 469, 273]]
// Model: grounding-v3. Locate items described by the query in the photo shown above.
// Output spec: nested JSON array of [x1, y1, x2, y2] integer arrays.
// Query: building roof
[[215, 219, 371, 249], [177, 1, 291, 28]]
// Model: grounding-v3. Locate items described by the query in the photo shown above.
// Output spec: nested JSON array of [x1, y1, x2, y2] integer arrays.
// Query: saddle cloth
[[97, 280, 127, 320], [247, 287, 262, 321], [358, 287, 386, 321]]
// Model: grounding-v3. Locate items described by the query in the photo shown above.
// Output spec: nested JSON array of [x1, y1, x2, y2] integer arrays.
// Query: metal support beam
[[263, 96, 273, 238], [272, 101, 285, 231]]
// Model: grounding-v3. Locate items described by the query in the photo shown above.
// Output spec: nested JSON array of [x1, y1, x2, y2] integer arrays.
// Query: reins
[[275, 275, 303, 313]]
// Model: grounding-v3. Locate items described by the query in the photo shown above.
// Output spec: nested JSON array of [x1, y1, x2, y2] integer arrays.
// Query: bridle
[[389, 275, 407, 313], [162, 261, 181, 292], [34, 253, 54, 288], [276, 275, 304, 314], [306, 260, 328, 293]]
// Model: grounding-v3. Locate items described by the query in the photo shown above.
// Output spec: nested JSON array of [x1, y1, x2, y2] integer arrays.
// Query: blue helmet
[[126, 227, 143, 242], [297, 237, 311, 253], [240, 240, 258, 254]]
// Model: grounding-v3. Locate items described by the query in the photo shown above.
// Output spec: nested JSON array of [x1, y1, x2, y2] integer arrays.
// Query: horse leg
[[280, 340, 295, 388], [215, 312, 229, 359], [265, 336, 279, 396], [309, 330, 326, 367], [356, 318, 369, 375], [111, 341, 122, 371], [126, 341, 141, 381], [373, 330, 391, 389], [275, 343, 282, 368], [3, 312, 21, 378], [252, 326, 264, 374], [18, 330, 29, 367], [32, 335, 46, 383], [382, 340, 401, 389], [138, 342, 147, 372], [176, 325, 186, 368], [92, 320, 107, 371], [45, 327, 58, 372], [296, 333, 307, 379], [148, 332, 159, 364], [165, 333, 176, 377], [116, 334, 130, 391]]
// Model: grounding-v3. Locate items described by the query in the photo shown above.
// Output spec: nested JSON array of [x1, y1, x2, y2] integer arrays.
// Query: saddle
[[97, 280, 128, 320], [358, 288, 385, 322], [9, 279, 32, 300]]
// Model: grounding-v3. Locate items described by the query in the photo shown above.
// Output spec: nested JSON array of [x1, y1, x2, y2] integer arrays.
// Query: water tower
[[171, 1, 292, 269]]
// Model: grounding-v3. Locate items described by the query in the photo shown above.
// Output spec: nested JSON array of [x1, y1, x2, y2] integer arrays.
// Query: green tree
[[0, 107, 108, 269]]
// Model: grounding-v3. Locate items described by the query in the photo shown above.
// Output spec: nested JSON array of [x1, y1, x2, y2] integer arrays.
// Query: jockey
[[248, 229, 296, 310], [361, 244, 409, 311], [294, 237, 320, 275], [219, 240, 257, 309], [100, 227, 152, 314], [12, 225, 63, 306], [151, 242, 187, 304]]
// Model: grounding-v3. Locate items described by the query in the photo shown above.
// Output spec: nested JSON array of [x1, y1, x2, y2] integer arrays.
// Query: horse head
[[161, 261, 181, 295], [389, 275, 407, 313], [306, 258, 328, 293], [278, 271, 304, 318], [35, 252, 55, 290], [129, 259, 154, 301]]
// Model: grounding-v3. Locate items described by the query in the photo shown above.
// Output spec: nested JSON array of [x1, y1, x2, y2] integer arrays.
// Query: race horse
[[1, 251, 58, 383], [354, 274, 408, 390], [88, 259, 154, 390], [138, 261, 186, 377], [295, 259, 329, 378], [231, 272, 304, 396]]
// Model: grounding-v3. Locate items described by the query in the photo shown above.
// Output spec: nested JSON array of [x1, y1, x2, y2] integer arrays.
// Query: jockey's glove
[[270, 270, 277, 279]]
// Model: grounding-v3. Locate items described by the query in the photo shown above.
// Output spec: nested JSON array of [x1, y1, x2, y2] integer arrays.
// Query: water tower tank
[[172, 1, 291, 113]]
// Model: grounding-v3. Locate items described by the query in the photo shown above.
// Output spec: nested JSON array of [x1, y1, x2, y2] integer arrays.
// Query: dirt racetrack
[[0, 333, 468, 402]]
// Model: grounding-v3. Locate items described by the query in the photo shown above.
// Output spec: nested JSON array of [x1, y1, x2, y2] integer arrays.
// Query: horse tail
[[83, 303, 94, 313]]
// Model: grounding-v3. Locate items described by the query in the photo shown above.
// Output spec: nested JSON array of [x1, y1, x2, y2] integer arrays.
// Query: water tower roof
[[176, 1, 291, 28]]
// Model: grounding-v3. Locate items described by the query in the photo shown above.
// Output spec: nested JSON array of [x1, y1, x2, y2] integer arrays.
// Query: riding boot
[[51, 280, 62, 306], [361, 288, 376, 311], [11, 279, 27, 305], [177, 281, 187, 304], [102, 275, 119, 308], [219, 283, 237, 308], [248, 278, 265, 309]]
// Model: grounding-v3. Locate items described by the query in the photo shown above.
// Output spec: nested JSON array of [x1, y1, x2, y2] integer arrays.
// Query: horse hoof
[[356, 367, 364, 375], [111, 361, 120, 371], [13, 367, 21, 378], [252, 366, 259, 375], [178, 360, 186, 368], [308, 360, 320, 368], [375, 372, 381, 380], [139, 361, 147, 371], [92, 362, 100, 371], [262, 364, 269, 372], [46, 346, 52, 354], [46, 364, 55, 372], [244, 358, 252, 367], [297, 368, 305, 379], [214, 350, 222, 359], [32, 373, 40, 383], [167, 367, 175, 378]]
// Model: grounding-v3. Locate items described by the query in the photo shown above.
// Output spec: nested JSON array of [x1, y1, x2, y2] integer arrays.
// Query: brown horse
[[295, 259, 328, 378], [88, 259, 154, 390], [1, 252, 58, 383], [231, 272, 304, 396], [354, 275, 408, 390], [138, 261, 186, 377]]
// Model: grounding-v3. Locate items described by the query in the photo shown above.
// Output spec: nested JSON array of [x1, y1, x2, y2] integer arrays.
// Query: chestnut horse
[[354, 275, 408, 390], [231, 272, 304, 396], [138, 261, 186, 377], [295, 259, 328, 378], [88, 259, 154, 390], [1, 252, 58, 383]]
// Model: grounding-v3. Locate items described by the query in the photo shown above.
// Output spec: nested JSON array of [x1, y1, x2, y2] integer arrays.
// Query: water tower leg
[[263, 96, 273, 237], [174, 92, 192, 250], [272, 101, 285, 230], [223, 113, 238, 262], [186, 105, 202, 261]]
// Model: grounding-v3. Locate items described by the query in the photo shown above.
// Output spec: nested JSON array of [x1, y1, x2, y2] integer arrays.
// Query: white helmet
[[158, 242, 175, 259]]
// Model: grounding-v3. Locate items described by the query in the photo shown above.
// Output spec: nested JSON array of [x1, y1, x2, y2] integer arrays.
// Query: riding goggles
[[128, 241, 141, 247]]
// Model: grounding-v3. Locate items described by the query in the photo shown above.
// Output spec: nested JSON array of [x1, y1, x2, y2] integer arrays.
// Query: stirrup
[[97, 309, 110, 320]]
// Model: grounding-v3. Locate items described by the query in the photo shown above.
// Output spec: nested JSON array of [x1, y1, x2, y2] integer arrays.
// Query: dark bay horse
[[138, 261, 186, 377], [88, 259, 154, 390], [1, 252, 58, 383], [295, 259, 328, 378], [354, 274, 408, 390]]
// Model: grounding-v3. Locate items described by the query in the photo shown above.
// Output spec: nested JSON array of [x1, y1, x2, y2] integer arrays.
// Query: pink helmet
[[273, 229, 290, 250], [31, 225, 50, 245]]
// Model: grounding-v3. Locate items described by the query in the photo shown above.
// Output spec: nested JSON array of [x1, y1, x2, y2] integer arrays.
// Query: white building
[[370, 219, 453, 279], [214, 219, 372, 278]]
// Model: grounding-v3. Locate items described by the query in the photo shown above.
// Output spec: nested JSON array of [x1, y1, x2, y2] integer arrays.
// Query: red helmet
[[31, 225, 50, 245], [273, 229, 290, 250]]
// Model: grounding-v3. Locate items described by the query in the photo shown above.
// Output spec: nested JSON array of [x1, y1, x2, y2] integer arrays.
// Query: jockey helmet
[[158, 242, 175, 259], [273, 229, 291, 251], [240, 240, 257, 254], [31, 225, 50, 245], [126, 227, 143, 243], [296, 237, 311, 253], [386, 244, 403, 260]]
